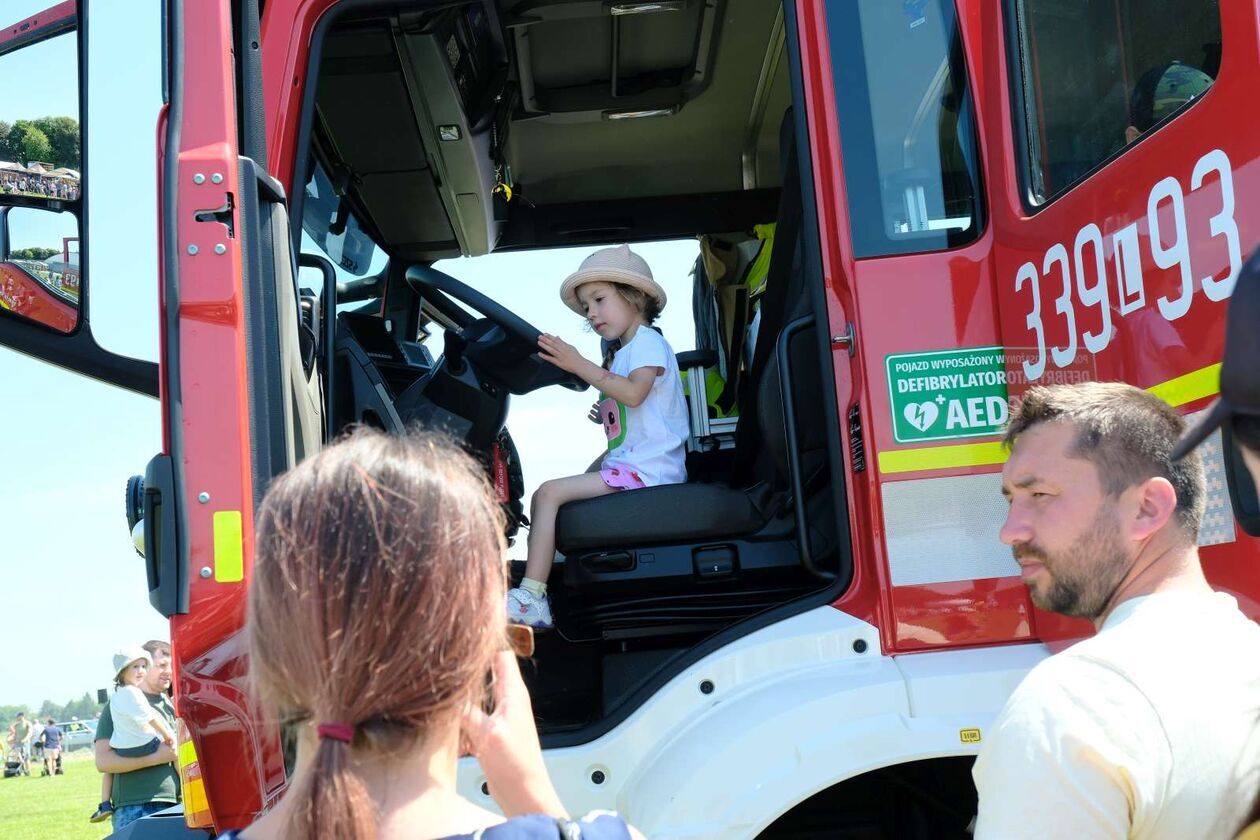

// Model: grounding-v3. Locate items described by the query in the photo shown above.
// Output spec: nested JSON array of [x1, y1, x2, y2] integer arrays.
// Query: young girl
[[91, 649, 178, 822], [508, 244, 689, 628]]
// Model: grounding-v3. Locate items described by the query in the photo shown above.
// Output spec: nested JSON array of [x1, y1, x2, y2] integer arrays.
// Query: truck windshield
[[301, 161, 379, 276], [826, 0, 983, 258]]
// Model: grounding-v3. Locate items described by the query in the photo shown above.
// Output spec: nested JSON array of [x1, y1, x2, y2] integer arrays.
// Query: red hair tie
[[316, 722, 354, 743]]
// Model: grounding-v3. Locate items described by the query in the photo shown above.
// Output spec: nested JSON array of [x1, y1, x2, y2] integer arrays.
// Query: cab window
[[825, 0, 984, 258], [1008, 0, 1222, 204], [301, 160, 380, 276]]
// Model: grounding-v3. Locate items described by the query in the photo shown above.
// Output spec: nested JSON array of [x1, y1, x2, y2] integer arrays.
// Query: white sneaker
[[507, 587, 553, 629]]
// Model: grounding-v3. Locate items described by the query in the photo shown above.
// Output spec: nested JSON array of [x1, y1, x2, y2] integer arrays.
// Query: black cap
[[1172, 247, 1260, 460]]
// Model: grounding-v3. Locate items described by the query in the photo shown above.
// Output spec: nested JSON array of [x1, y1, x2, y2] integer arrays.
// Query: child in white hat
[[91, 648, 178, 823], [508, 245, 689, 629], [107, 648, 176, 754]]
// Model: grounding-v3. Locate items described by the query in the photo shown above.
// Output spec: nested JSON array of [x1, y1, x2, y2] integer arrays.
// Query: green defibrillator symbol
[[886, 346, 1010, 444]]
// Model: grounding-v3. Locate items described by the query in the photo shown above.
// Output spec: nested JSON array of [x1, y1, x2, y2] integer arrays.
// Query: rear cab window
[[1007, 0, 1222, 204], [824, 0, 985, 257]]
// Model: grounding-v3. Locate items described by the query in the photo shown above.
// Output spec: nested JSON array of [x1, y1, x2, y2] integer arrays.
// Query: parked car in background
[[56, 719, 96, 751]]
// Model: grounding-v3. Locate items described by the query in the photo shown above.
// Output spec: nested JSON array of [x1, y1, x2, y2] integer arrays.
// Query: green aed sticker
[[886, 346, 1011, 444]]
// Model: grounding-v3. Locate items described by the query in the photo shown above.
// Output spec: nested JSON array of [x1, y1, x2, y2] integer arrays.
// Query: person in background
[[220, 429, 639, 839], [92, 639, 180, 829], [40, 718, 63, 777], [1169, 247, 1260, 839], [28, 716, 45, 768], [1123, 60, 1214, 145], [972, 381, 1260, 838], [8, 712, 33, 774]]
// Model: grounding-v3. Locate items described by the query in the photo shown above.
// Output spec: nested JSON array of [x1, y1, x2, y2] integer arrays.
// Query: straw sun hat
[[560, 245, 667, 316]]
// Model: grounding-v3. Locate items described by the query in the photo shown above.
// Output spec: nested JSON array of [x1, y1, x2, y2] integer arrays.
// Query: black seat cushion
[[556, 482, 765, 553]]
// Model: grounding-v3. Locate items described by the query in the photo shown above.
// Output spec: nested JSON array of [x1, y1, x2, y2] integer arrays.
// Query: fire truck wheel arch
[[458, 608, 1048, 838]]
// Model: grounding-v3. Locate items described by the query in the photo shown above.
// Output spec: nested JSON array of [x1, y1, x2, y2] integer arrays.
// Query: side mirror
[[1, 206, 80, 333], [0, 3, 82, 335], [0, 1, 156, 396]]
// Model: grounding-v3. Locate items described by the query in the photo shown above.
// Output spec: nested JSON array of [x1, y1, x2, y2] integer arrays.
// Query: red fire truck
[[2, 0, 1257, 836]]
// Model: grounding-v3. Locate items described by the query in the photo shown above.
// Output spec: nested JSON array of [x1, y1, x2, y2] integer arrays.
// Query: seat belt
[[716, 223, 774, 415], [731, 136, 802, 484], [746, 149, 799, 388], [715, 289, 747, 415]]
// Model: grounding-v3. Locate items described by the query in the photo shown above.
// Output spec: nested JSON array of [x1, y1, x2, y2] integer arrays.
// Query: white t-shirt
[[109, 684, 160, 749], [973, 589, 1260, 839], [598, 326, 688, 487]]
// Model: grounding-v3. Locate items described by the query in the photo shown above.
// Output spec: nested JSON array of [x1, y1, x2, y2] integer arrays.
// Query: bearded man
[[972, 381, 1260, 839]]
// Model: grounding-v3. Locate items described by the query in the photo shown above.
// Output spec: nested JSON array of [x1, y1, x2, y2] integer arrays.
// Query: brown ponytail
[[247, 428, 508, 839]]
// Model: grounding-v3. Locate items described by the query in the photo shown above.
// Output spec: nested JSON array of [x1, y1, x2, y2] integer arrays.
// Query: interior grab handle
[[777, 314, 834, 582], [299, 253, 338, 442]]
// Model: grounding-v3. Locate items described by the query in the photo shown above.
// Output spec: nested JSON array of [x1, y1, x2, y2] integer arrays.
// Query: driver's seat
[[553, 112, 832, 634]]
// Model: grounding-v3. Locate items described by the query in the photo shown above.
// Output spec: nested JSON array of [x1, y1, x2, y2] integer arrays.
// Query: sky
[[0, 2, 696, 709]]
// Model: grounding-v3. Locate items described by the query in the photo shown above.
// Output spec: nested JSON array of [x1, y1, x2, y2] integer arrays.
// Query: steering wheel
[[404, 265, 588, 393]]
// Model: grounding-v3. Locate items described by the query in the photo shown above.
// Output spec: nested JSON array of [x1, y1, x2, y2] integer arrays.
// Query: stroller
[[3, 740, 29, 778]]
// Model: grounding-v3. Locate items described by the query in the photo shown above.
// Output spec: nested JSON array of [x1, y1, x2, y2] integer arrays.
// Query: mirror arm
[[0, 316, 158, 397], [337, 275, 383, 303], [0, 4, 76, 59]]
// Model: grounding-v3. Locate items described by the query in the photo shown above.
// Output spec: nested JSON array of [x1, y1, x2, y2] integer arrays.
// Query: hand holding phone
[[460, 651, 566, 820]]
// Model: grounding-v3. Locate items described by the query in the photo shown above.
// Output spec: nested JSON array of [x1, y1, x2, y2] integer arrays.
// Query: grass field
[[0, 749, 109, 839]]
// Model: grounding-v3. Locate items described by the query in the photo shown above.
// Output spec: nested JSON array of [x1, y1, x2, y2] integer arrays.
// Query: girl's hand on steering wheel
[[537, 334, 585, 375]]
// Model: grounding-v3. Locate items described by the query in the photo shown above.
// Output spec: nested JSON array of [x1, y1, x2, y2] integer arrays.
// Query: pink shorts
[[600, 466, 646, 491]]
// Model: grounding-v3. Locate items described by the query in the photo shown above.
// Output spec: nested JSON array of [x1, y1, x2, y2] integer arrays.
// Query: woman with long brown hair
[[222, 429, 636, 839]]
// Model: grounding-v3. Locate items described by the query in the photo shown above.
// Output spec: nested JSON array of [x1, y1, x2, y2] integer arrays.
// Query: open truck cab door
[[152, 0, 320, 828], [0, 0, 313, 830]]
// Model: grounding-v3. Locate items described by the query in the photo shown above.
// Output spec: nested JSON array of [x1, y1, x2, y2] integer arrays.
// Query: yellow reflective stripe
[[183, 777, 211, 826], [877, 363, 1220, 475], [1147, 363, 1221, 408], [213, 510, 244, 583], [178, 737, 198, 768], [878, 441, 1008, 474]]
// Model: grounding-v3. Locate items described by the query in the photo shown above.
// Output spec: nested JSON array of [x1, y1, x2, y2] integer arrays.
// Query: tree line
[[2, 692, 100, 727], [0, 117, 80, 171], [9, 247, 60, 261]]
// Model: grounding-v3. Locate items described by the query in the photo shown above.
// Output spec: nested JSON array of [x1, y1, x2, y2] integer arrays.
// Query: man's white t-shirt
[[598, 326, 688, 487], [973, 589, 1260, 839], [109, 685, 160, 749]]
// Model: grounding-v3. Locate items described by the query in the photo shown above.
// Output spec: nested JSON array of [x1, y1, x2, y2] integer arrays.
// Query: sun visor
[[397, 5, 514, 256]]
